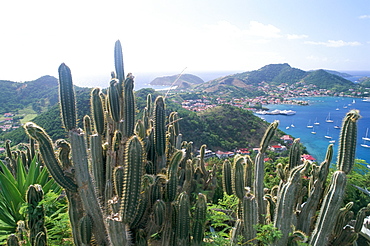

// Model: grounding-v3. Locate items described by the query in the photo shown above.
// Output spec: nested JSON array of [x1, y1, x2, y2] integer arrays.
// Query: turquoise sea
[[256, 97, 370, 165]]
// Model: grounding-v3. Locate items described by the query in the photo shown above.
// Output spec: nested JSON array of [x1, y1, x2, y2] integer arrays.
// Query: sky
[[0, 0, 369, 87]]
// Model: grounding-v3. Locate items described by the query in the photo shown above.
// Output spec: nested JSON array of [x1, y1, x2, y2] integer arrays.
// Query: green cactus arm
[[232, 155, 245, 200], [222, 159, 233, 196], [153, 199, 166, 228], [90, 134, 106, 199], [244, 155, 253, 189], [309, 171, 347, 246], [91, 88, 106, 135], [107, 79, 121, 123], [154, 96, 166, 157], [123, 74, 135, 138], [114, 40, 125, 84], [69, 130, 110, 245], [79, 214, 93, 245], [175, 192, 191, 245], [273, 164, 306, 246], [166, 150, 184, 202], [260, 120, 279, 153], [24, 122, 77, 192], [288, 138, 301, 170], [6, 234, 20, 246], [113, 166, 124, 199], [242, 193, 257, 243], [192, 193, 207, 246], [337, 109, 361, 174], [121, 135, 145, 225], [254, 152, 266, 225], [58, 63, 76, 131]]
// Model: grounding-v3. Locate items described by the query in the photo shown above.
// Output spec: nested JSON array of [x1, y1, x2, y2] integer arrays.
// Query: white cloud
[[304, 40, 361, 47], [287, 34, 308, 40], [246, 21, 282, 38], [359, 15, 370, 19]]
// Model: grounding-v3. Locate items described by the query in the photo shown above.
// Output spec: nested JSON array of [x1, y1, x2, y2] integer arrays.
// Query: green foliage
[[204, 193, 239, 245], [252, 223, 283, 245], [0, 156, 60, 243]]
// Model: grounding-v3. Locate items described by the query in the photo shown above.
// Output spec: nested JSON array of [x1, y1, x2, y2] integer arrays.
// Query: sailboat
[[363, 128, 370, 141], [311, 127, 316, 134], [326, 113, 334, 123], [324, 128, 332, 139], [314, 118, 320, 125], [307, 120, 313, 128], [334, 121, 341, 129]]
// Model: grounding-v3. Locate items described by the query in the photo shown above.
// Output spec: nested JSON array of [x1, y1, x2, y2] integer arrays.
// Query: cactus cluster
[[226, 109, 367, 245], [15, 40, 366, 245], [22, 40, 215, 246]]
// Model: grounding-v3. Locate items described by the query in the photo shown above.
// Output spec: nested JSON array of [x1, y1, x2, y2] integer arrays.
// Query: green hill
[[0, 75, 59, 114], [150, 73, 204, 87], [177, 104, 283, 151], [196, 63, 358, 95]]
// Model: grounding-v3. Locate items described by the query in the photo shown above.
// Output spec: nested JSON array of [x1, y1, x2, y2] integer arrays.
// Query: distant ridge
[[149, 73, 204, 88]]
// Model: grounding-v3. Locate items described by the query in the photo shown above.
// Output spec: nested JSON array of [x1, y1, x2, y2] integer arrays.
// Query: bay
[[256, 97, 370, 165]]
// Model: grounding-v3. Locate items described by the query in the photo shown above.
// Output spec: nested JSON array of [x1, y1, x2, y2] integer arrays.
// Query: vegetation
[[1, 41, 370, 246]]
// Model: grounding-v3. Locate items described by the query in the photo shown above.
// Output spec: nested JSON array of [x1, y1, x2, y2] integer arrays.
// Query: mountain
[[149, 74, 204, 88], [195, 63, 358, 95]]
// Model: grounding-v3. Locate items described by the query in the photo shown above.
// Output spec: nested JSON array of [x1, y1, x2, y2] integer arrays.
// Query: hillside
[[196, 63, 358, 95], [178, 104, 284, 151], [149, 73, 204, 88], [0, 75, 59, 114]]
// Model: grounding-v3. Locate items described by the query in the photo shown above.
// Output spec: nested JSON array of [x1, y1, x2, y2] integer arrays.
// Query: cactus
[[58, 63, 76, 131], [26, 184, 47, 246]]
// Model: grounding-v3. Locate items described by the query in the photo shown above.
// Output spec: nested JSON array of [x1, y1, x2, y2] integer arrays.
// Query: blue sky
[[0, 0, 369, 87]]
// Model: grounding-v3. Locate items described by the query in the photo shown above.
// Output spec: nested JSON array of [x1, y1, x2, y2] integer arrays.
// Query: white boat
[[334, 121, 341, 129], [280, 110, 296, 115], [343, 104, 348, 109], [361, 140, 370, 148], [314, 118, 320, 125], [324, 128, 332, 139], [363, 97, 370, 102], [307, 120, 313, 128], [326, 113, 334, 123], [311, 127, 316, 134], [363, 128, 370, 141], [329, 140, 336, 144]]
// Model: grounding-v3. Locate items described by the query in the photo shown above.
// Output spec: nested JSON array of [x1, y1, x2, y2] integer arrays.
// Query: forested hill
[[0, 76, 60, 114], [196, 63, 358, 94], [178, 104, 283, 150]]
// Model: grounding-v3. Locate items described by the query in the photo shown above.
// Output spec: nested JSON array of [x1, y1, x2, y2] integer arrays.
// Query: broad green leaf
[[0, 173, 24, 210], [16, 158, 27, 195], [36, 166, 51, 187], [0, 161, 16, 185], [23, 156, 41, 191], [0, 200, 17, 227]]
